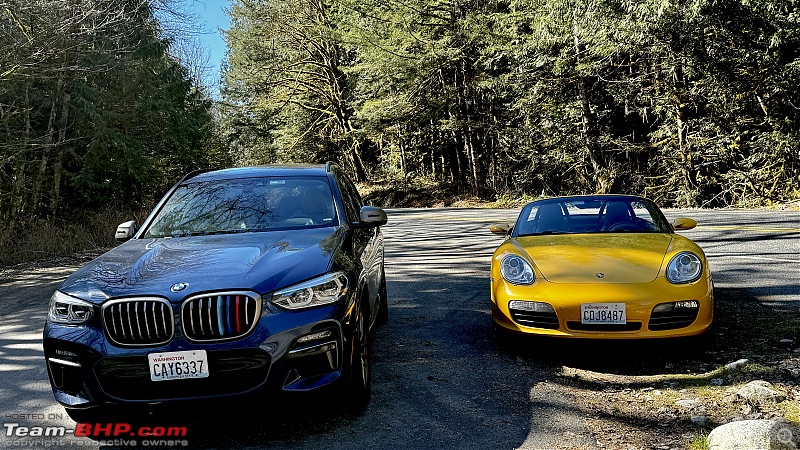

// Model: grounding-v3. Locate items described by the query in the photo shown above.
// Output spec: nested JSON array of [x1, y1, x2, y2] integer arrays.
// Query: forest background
[[1, 0, 799, 265]]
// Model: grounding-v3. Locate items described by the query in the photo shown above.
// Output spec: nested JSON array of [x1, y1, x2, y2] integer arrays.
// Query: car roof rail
[[178, 168, 213, 183]]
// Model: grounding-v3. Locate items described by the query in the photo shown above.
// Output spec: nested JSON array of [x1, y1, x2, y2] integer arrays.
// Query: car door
[[335, 170, 381, 327]]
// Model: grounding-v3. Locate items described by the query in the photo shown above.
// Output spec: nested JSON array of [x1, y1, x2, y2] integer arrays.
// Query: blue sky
[[188, 0, 231, 95]]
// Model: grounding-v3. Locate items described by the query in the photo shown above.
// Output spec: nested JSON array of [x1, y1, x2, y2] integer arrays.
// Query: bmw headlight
[[272, 272, 349, 310], [666, 252, 702, 284], [500, 255, 535, 285], [48, 291, 94, 324]]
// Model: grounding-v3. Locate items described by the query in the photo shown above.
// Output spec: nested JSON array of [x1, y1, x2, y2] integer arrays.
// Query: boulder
[[725, 359, 749, 370], [691, 415, 709, 426], [737, 381, 787, 406], [708, 420, 798, 450]]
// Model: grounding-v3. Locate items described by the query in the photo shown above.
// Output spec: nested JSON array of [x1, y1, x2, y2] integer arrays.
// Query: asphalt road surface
[[0, 207, 798, 450]]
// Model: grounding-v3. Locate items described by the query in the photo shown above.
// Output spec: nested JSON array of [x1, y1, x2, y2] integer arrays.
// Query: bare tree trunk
[[50, 90, 71, 214], [430, 147, 435, 178], [349, 140, 368, 182], [673, 59, 696, 206], [32, 75, 63, 214], [397, 127, 407, 175], [573, 21, 608, 193], [464, 128, 481, 194], [11, 86, 31, 219]]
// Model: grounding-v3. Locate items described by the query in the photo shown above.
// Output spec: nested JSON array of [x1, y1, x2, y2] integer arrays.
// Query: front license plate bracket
[[148, 350, 210, 381], [580, 303, 626, 325]]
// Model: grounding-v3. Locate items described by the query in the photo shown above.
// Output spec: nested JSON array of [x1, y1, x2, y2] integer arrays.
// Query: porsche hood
[[515, 234, 674, 284]]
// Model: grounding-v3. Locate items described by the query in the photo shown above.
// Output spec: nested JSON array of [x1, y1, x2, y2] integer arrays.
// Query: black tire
[[376, 268, 388, 327], [344, 307, 372, 413]]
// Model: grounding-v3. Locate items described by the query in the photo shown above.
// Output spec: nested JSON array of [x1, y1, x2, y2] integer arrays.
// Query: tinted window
[[143, 176, 338, 238], [335, 171, 362, 223], [515, 197, 671, 236]]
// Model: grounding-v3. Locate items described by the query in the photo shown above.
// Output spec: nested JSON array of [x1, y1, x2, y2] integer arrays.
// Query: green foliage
[[688, 434, 710, 450], [221, 0, 800, 207], [0, 0, 216, 229]]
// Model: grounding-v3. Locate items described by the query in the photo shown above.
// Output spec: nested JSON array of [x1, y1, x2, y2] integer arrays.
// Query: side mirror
[[672, 217, 697, 231], [353, 206, 387, 228], [115, 220, 138, 242], [490, 222, 511, 235]]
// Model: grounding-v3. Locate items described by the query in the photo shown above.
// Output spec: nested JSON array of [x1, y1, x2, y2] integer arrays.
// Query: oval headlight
[[666, 252, 702, 284], [500, 255, 535, 285]]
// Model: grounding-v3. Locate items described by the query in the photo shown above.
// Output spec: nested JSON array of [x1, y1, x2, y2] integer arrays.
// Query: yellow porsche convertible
[[490, 195, 713, 339]]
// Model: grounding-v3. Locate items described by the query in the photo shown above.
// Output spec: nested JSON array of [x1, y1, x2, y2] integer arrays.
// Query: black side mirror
[[353, 206, 387, 228], [115, 220, 138, 242]]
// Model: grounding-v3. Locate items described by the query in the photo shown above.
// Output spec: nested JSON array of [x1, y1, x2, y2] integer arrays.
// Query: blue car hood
[[59, 227, 344, 304]]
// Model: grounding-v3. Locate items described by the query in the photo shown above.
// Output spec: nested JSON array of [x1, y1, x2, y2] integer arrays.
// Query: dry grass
[[0, 206, 151, 267], [358, 180, 540, 209]]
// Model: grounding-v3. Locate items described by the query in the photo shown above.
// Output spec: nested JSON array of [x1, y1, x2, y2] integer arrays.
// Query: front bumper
[[491, 276, 714, 339], [43, 303, 350, 408]]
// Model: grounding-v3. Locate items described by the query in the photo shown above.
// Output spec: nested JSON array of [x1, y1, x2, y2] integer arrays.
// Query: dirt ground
[[3, 211, 799, 450], [507, 287, 800, 450]]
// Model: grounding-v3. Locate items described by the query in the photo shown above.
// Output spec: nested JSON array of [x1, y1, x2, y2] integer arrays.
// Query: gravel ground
[[0, 207, 798, 450]]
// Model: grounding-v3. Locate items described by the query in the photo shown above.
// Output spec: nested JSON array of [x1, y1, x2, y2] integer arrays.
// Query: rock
[[707, 420, 798, 450], [722, 394, 740, 404], [676, 399, 703, 409], [692, 415, 710, 426], [737, 380, 787, 406], [726, 359, 749, 370], [712, 378, 724, 386]]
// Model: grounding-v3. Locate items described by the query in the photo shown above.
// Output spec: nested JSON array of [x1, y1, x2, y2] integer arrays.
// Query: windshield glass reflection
[[515, 196, 672, 236], [144, 176, 338, 238]]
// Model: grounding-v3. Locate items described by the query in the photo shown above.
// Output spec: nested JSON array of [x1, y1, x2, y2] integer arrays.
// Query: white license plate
[[580, 303, 627, 324], [148, 350, 209, 382]]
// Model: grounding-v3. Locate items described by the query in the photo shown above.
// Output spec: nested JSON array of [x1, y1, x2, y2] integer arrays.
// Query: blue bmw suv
[[42, 163, 388, 421]]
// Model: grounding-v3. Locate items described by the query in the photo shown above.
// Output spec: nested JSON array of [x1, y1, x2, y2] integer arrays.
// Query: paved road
[[0, 207, 797, 450]]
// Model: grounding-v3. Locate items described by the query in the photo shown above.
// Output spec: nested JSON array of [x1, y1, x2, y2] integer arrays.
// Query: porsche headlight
[[666, 252, 702, 284], [48, 291, 94, 324], [272, 272, 349, 310], [500, 255, 535, 285]]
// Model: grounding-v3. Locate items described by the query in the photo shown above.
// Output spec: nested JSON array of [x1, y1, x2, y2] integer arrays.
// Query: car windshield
[[515, 196, 672, 236], [143, 176, 338, 238]]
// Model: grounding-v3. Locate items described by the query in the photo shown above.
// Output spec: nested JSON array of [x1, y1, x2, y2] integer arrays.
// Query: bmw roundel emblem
[[171, 282, 189, 292]]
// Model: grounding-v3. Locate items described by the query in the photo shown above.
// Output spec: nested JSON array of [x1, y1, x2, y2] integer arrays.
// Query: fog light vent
[[508, 300, 559, 329], [297, 330, 332, 344], [649, 300, 700, 331]]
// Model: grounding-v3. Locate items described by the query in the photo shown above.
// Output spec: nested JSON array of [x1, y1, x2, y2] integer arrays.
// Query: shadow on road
[[495, 287, 800, 378], [1, 209, 797, 450]]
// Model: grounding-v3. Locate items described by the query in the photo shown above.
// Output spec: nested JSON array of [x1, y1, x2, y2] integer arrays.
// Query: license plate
[[580, 303, 627, 324], [148, 350, 209, 382]]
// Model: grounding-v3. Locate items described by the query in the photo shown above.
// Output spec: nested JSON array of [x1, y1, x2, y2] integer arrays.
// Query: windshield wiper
[[519, 231, 569, 236], [187, 229, 250, 236]]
